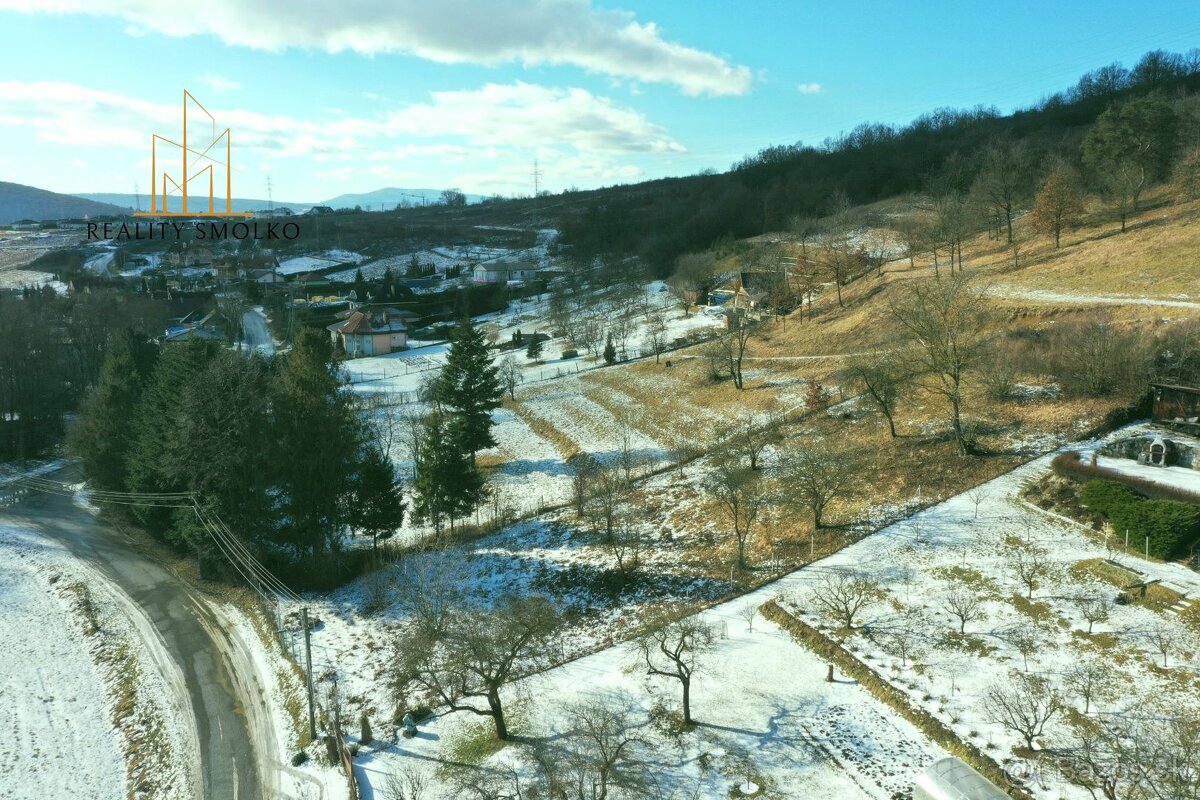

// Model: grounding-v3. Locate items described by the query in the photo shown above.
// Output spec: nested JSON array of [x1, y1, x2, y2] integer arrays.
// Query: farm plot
[[773, 426, 1200, 798]]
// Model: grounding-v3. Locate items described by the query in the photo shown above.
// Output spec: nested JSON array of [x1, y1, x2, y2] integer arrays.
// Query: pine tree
[[72, 330, 157, 491], [272, 329, 362, 558], [411, 411, 486, 533], [525, 335, 543, 361], [435, 318, 502, 462], [603, 333, 617, 365], [353, 443, 406, 555]]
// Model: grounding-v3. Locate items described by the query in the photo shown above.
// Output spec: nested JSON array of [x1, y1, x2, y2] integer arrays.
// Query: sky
[[0, 0, 1197, 204]]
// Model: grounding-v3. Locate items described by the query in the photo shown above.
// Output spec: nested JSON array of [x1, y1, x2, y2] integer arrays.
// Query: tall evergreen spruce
[[353, 443, 406, 555], [125, 340, 216, 541], [161, 352, 276, 569], [72, 330, 158, 491], [435, 318, 502, 463], [603, 333, 617, 365], [411, 410, 486, 533], [272, 329, 362, 559]]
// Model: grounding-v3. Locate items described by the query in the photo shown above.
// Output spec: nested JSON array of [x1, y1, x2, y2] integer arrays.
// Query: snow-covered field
[[352, 595, 950, 800], [774, 423, 1200, 797], [289, 422, 1200, 798], [0, 520, 198, 800]]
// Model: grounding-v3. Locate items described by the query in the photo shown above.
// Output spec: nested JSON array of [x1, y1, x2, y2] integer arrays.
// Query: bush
[[1080, 479, 1143, 516], [1110, 500, 1200, 560], [561, 348, 579, 359]]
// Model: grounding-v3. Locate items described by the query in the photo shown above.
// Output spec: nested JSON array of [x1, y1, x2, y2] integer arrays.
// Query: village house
[[326, 307, 410, 358], [472, 261, 536, 284]]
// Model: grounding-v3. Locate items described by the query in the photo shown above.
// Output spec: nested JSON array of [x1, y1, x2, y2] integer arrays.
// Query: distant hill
[[73, 186, 481, 213], [0, 181, 130, 224], [74, 193, 309, 215], [318, 187, 483, 210]]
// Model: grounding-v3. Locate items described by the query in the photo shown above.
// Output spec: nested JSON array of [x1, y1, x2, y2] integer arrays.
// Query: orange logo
[[135, 89, 252, 217]]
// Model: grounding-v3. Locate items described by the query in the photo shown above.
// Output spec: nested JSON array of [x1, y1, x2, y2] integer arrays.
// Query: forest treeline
[[556, 49, 1200, 274]]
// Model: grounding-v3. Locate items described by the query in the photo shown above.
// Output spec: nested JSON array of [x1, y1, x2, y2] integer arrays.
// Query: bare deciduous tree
[[702, 453, 767, 569], [944, 586, 984, 634], [537, 699, 648, 800], [719, 307, 757, 390], [739, 604, 759, 633], [808, 570, 881, 629], [1146, 622, 1180, 668], [609, 511, 644, 579], [877, 607, 928, 668], [381, 766, 430, 800], [588, 463, 628, 543], [983, 671, 1064, 751], [780, 447, 859, 529], [888, 274, 992, 456], [392, 597, 561, 740], [846, 350, 908, 438], [635, 612, 718, 726], [965, 486, 989, 521], [1064, 661, 1117, 715], [499, 356, 523, 401], [1009, 545, 1052, 599], [1075, 592, 1110, 634], [1002, 623, 1044, 672], [568, 453, 600, 519]]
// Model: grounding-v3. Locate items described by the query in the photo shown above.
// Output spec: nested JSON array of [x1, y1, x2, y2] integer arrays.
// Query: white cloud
[[796, 82, 822, 95], [201, 73, 240, 93], [0, 0, 751, 96], [0, 79, 682, 161], [380, 82, 684, 154]]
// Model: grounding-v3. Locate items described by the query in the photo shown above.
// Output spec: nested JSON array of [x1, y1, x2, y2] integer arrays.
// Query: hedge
[[1109, 499, 1200, 560], [1080, 479, 1143, 516], [760, 601, 1033, 799]]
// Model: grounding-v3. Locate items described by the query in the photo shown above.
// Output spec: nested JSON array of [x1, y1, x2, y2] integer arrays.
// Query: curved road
[[242, 308, 276, 356], [1, 467, 265, 800]]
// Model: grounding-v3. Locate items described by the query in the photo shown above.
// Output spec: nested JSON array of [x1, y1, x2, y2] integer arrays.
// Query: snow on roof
[[276, 255, 342, 275]]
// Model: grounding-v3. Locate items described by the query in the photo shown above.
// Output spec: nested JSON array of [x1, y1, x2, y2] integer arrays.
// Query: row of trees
[[558, 49, 1200, 274], [73, 328, 406, 578], [0, 288, 170, 461]]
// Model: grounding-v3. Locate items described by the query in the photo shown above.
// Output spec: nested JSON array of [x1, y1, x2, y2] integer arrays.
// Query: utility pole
[[531, 158, 541, 229], [302, 607, 316, 741]]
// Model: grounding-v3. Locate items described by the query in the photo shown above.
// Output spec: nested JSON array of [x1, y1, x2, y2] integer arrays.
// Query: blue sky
[[0, 0, 1197, 203]]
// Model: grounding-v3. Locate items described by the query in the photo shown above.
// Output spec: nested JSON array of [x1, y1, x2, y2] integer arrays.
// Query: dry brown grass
[[504, 395, 582, 461]]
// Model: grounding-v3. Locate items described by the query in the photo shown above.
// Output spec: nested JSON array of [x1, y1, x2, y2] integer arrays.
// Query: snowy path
[[994, 286, 1200, 309]]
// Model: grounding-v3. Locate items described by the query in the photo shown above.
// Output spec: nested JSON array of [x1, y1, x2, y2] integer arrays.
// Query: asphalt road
[[242, 308, 276, 356], [1, 468, 264, 800]]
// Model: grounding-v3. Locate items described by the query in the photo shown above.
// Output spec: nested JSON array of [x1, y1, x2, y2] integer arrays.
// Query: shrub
[[1109, 500, 1200, 560], [561, 348, 579, 359], [1080, 479, 1143, 516]]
